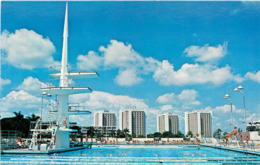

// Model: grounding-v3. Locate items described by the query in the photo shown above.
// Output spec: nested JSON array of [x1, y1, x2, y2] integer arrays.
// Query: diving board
[[51, 72, 99, 79]]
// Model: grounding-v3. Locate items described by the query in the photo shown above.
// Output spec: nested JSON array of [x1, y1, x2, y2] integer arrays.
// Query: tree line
[[1, 111, 186, 139], [1, 111, 40, 138]]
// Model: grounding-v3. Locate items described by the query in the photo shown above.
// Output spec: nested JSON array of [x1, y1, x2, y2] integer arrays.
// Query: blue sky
[[1, 1, 260, 134]]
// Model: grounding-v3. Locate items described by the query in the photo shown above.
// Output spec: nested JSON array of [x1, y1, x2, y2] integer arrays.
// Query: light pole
[[223, 94, 234, 128], [234, 85, 246, 132], [41, 92, 52, 121], [40, 92, 52, 139]]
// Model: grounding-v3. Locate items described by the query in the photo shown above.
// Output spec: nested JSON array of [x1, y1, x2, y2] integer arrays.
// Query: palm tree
[[87, 126, 96, 143], [13, 111, 24, 121], [116, 129, 121, 140], [187, 131, 193, 138], [123, 128, 129, 138], [26, 114, 40, 121]]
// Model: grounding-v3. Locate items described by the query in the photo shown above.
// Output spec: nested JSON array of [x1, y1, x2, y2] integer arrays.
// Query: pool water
[[1, 145, 260, 164]]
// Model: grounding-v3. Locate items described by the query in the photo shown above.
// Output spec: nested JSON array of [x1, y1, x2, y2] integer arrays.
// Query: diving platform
[[51, 72, 99, 79], [30, 128, 77, 133], [49, 104, 91, 115], [27, 2, 98, 152], [49, 111, 91, 115], [41, 87, 92, 95]]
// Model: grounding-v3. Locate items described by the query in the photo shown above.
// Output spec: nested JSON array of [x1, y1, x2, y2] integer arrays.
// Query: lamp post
[[40, 92, 52, 139], [234, 85, 246, 132], [223, 94, 234, 128], [41, 92, 52, 120]]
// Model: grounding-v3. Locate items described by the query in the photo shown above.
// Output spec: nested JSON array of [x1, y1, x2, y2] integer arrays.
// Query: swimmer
[[225, 127, 237, 147]]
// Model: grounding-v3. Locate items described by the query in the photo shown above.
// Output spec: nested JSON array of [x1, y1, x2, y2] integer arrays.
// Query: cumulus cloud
[[153, 61, 243, 86], [1, 29, 58, 69], [76, 40, 144, 86], [157, 93, 176, 105], [161, 105, 174, 111], [245, 71, 260, 83], [204, 104, 242, 114], [184, 42, 227, 63], [17, 76, 43, 95], [114, 69, 143, 86], [0, 78, 11, 89], [69, 91, 150, 128], [77, 40, 243, 87], [0, 76, 52, 118], [0, 90, 42, 117], [70, 91, 148, 111], [99, 40, 144, 69], [201, 105, 248, 131], [77, 51, 103, 70], [244, 113, 257, 123], [157, 89, 200, 109]]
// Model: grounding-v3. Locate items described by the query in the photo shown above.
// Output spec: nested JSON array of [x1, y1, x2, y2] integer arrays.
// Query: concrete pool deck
[[201, 144, 260, 156], [1, 146, 88, 154]]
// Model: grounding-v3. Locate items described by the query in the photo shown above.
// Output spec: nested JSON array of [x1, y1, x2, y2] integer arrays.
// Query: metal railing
[[1, 130, 19, 150], [48, 103, 90, 113]]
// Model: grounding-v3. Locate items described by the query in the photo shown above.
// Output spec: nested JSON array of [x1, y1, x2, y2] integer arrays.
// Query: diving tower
[[29, 2, 98, 151]]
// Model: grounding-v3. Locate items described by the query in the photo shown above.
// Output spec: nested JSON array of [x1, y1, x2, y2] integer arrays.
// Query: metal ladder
[[48, 125, 59, 150], [29, 118, 41, 150]]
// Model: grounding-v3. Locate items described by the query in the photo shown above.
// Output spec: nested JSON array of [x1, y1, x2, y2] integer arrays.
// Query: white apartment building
[[157, 112, 179, 134], [185, 110, 212, 137], [94, 110, 116, 127], [119, 108, 146, 136]]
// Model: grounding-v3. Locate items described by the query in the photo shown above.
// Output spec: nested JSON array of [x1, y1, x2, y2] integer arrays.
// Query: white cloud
[[76, 40, 242, 87], [1, 29, 58, 70], [153, 61, 243, 86], [184, 42, 227, 63], [99, 40, 144, 69], [76, 40, 145, 86], [178, 90, 199, 102], [114, 69, 143, 86], [69, 91, 150, 128], [245, 71, 260, 83], [156, 89, 200, 109], [202, 105, 251, 132], [0, 90, 41, 117], [70, 91, 148, 111], [77, 51, 103, 70], [0, 78, 11, 89], [244, 113, 256, 123], [142, 57, 161, 74], [1, 78, 11, 85], [161, 105, 174, 111], [204, 104, 243, 114], [69, 91, 187, 133], [17, 76, 43, 95], [157, 93, 176, 105]]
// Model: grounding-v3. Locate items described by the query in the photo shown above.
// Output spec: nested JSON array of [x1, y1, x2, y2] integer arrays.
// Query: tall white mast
[[41, 2, 99, 150], [60, 2, 68, 88]]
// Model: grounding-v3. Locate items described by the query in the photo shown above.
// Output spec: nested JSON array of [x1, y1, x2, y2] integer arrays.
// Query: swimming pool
[[1, 145, 260, 164]]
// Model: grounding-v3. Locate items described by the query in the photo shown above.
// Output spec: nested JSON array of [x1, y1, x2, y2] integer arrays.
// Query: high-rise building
[[157, 112, 179, 134], [185, 110, 212, 137], [94, 110, 116, 127], [119, 108, 146, 136]]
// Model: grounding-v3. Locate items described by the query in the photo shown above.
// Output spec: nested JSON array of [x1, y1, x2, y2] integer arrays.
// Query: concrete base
[[1, 146, 87, 154]]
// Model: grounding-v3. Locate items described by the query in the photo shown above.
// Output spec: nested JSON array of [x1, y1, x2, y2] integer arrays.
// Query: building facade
[[119, 108, 146, 136], [94, 110, 116, 127], [185, 110, 212, 137], [157, 112, 179, 134]]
